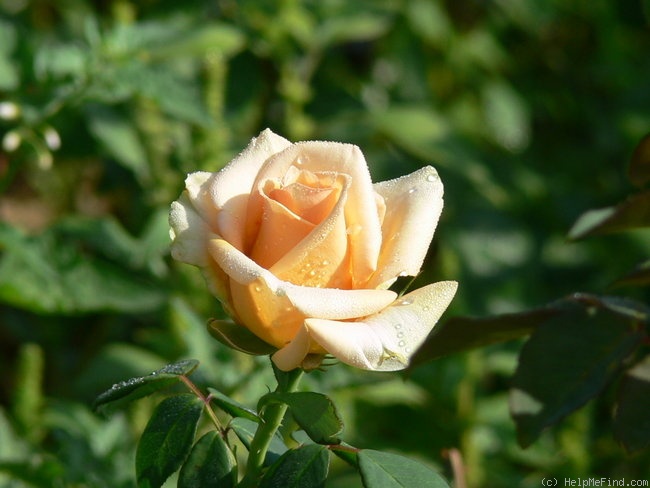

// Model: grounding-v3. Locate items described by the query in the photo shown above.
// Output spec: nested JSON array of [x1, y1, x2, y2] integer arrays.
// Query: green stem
[[238, 366, 304, 488]]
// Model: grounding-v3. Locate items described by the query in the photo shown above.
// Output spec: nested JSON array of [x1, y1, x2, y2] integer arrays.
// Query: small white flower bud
[[0, 102, 20, 120], [43, 127, 61, 150], [2, 130, 21, 151]]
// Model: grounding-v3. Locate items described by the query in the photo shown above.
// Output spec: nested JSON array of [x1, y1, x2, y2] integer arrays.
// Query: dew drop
[[426, 173, 438, 182], [394, 323, 402, 329], [408, 187, 417, 194], [309, 270, 316, 276], [397, 298, 413, 306], [422, 306, 430, 311], [398, 340, 406, 347], [405, 347, 411, 353], [397, 332, 404, 338], [322, 259, 330, 266], [254, 285, 262, 292]]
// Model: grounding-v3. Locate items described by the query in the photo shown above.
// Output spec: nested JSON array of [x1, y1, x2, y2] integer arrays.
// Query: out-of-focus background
[[1, 1, 649, 486]]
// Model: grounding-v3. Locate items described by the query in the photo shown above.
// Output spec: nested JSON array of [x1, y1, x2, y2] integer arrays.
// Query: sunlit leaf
[[358, 450, 450, 487], [0, 222, 166, 315], [259, 444, 330, 488], [85, 104, 149, 179], [482, 80, 530, 152], [568, 190, 650, 239], [510, 302, 644, 447], [93, 359, 199, 413], [613, 355, 650, 453], [136, 394, 203, 488], [178, 431, 237, 488], [261, 392, 343, 445], [628, 133, 650, 187]]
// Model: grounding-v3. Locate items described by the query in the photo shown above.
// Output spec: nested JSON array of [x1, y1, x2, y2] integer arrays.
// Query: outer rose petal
[[207, 238, 397, 320], [169, 195, 231, 305], [202, 129, 292, 250], [276, 281, 458, 372], [367, 166, 444, 289]]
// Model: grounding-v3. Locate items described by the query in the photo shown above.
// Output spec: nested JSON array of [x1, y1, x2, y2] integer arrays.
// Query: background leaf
[[358, 450, 450, 488], [259, 444, 330, 488], [510, 302, 645, 447], [136, 394, 203, 488], [178, 431, 237, 488], [613, 356, 650, 453]]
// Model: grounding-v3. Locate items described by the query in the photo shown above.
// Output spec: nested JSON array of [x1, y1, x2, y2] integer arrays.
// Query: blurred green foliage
[[1, 0, 649, 486]]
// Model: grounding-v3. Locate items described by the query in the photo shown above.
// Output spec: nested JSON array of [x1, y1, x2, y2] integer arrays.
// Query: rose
[[169, 129, 457, 371]]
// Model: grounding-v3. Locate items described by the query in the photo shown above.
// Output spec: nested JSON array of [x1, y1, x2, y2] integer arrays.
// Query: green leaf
[[178, 431, 237, 488], [0, 221, 166, 315], [207, 319, 276, 355], [146, 23, 245, 60], [481, 80, 530, 152], [136, 394, 203, 488], [208, 388, 259, 422], [510, 302, 645, 447], [262, 392, 343, 445], [259, 444, 330, 488], [317, 14, 390, 47], [93, 359, 199, 413], [568, 190, 650, 239], [613, 355, 650, 452], [229, 417, 287, 466], [358, 450, 450, 488], [85, 104, 150, 179], [628, 132, 650, 187], [412, 307, 553, 365], [612, 259, 650, 288]]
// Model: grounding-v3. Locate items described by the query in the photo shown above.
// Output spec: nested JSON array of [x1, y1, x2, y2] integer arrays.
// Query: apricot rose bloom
[[169, 129, 457, 371]]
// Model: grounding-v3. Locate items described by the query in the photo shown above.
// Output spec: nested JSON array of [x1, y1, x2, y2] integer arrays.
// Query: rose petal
[[367, 166, 444, 289], [248, 141, 382, 285], [169, 195, 231, 304], [250, 182, 316, 269], [169, 194, 212, 267], [198, 129, 292, 250], [304, 281, 458, 371], [208, 238, 398, 319], [269, 173, 352, 288], [271, 325, 313, 371]]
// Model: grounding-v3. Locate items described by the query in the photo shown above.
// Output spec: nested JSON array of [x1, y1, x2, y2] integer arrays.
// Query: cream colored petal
[[169, 194, 213, 267], [249, 141, 382, 285], [169, 194, 231, 304], [305, 281, 458, 371], [208, 238, 397, 320], [367, 166, 444, 289], [272, 325, 312, 371], [197, 129, 292, 250]]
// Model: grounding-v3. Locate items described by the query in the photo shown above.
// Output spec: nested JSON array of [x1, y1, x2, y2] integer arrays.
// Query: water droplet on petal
[[394, 324, 402, 330], [398, 340, 406, 347], [422, 306, 430, 311], [397, 298, 413, 306], [397, 332, 404, 338], [322, 259, 330, 266], [426, 173, 438, 182], [254, 285, 262, 292], [408, 187, 417, 194]]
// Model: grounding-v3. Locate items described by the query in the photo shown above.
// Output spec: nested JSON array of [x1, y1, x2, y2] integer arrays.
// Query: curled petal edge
[[272, 281, 458, 371], [207, 238, 397, 320]]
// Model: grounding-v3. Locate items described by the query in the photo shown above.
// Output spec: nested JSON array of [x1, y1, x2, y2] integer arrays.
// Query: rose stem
[[238, 366, 304, 487]]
